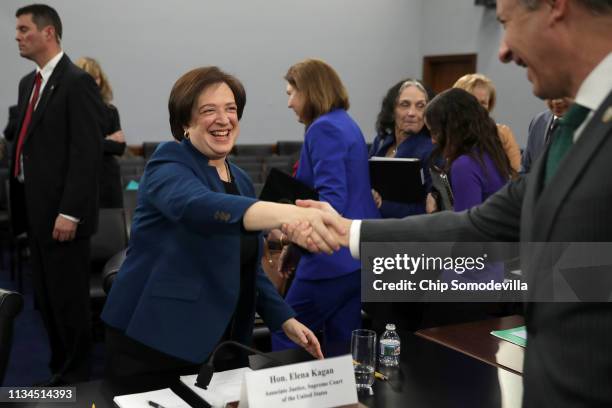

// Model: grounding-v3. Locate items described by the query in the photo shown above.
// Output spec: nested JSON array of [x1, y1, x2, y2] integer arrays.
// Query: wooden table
[[416, 315, 525, 375]]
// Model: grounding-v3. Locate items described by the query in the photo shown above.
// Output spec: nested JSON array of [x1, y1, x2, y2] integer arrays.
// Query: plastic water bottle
[[379, 323, 401, 367]]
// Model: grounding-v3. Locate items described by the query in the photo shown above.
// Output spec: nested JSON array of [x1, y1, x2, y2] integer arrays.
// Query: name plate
[[239, 354, 358, 408]]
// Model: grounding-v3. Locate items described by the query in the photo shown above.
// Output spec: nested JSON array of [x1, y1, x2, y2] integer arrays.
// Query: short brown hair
[[168, 66, 246, 141], [453, 73, 497, 113], [284, 59, 349, 127], [16, 4, 62, 42]]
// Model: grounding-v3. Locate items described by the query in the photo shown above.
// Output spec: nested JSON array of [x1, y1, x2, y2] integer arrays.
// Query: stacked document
[[490, 325, 527, 347], [113, 388, 190, 408], [180, 367, 252, 408]]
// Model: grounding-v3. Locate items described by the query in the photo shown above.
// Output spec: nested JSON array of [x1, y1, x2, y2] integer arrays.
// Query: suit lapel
[[24, 54, 70, 144], [533, 91, 612, 241], [182, 140, 226, 192]]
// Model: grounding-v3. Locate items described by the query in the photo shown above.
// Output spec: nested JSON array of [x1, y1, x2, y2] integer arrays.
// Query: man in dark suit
[[521, 98, 572, 173], [289, 0, 612, 406], [11, 4, 104, 385]]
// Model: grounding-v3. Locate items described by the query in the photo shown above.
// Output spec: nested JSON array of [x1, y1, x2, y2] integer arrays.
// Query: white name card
[[239, 354, 358, 408]]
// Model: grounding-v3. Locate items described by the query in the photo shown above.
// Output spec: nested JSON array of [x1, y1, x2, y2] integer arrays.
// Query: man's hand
[[283, 200, 351, 252], [52, 215, 78, 242], [282, 318, 324, 359], [285, 203, 347, 254]]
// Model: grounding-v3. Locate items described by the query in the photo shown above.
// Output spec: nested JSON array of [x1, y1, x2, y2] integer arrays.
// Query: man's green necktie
[[544, 103, 591, 185]]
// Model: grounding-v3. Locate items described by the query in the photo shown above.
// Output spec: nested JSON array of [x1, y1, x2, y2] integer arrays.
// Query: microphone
[[196, 340, 284, 389]]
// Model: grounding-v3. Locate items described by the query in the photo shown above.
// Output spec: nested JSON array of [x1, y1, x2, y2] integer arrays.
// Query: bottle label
[[380, 343, 400, 356]]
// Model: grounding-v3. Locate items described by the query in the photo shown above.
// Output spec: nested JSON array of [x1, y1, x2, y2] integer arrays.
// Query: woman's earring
[[183, 130, 189, 139]]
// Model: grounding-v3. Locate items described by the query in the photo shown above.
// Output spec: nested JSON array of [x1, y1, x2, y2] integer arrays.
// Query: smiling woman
[[100, 66, 342, 377]]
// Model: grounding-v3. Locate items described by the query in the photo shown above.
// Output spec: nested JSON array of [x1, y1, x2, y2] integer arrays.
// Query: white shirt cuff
[[59, 213, 80, 223], [349, 220, 362, 259]]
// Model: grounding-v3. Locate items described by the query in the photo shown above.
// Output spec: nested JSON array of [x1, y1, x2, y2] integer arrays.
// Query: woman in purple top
[[418, 88, 515, 328], [424, 88, 514, 284]]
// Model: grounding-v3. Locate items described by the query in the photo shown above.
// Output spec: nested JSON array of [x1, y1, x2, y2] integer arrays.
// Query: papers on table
[[490, 325, 527, 347], [113, 388, 190, 408], [180, 367, 252, 408]]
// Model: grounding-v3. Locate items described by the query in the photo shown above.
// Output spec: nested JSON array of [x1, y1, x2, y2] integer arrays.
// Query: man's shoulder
[[18, 70, 36, 88], [532, 110, 553, 126]]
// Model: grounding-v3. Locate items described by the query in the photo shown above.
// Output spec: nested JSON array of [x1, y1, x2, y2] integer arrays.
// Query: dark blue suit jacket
[[102, 140, 295, 363], [521, 109, 554, 174], [295, 109, 380, 280]]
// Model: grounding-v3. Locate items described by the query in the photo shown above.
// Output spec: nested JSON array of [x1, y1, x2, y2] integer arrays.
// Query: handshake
[[282, 199, 352, 254]]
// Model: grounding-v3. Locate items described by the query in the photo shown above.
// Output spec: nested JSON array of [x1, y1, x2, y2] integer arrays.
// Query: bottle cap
[[385, 323, 396, 331]]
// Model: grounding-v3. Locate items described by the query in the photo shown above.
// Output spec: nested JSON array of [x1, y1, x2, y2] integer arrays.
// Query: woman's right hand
[[371, 189, 382, 208]]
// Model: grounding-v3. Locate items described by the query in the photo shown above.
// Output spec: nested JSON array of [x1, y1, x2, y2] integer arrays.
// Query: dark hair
[[375, 78, 434, 136], [16, 4, 62, 42], [168, 66, 246, 141], [425, 88, 513, 179], [285, 59, 349, 127]]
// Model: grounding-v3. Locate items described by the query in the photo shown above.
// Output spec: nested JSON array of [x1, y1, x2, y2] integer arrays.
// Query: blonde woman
[[453, 73, 520, 174], [75, 57, 126, 208]]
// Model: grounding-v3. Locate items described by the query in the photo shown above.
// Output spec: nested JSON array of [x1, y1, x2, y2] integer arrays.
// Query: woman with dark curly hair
[[369, 79, 434, 217], [424, 88, 512, 283], [425, 88, 512, 220], [419, 87, 513, 327]]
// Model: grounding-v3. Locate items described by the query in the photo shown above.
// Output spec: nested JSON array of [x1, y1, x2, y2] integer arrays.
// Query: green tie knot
[[544, 103, 590, 185]]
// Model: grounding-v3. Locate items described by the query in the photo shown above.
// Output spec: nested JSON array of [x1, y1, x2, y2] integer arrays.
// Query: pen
[[374, 371, 388, 381], [148, 400, 167, 408]]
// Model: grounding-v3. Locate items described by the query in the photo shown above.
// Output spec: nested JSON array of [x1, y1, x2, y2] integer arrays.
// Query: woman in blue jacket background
[[369, 79, 435, 218], [271, 59, 380, 354], [101, 67, 338, 377]]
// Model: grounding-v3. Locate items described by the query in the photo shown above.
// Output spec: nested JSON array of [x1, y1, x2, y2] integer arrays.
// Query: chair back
[[91, 208, 128, 263], [0, 289, 23, 385], [102, 249, 127, 295]]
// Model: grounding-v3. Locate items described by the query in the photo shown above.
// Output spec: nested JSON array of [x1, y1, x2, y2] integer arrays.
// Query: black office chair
[[0, 289, 23, 385], [3, 180, 28, 294], [90, 209, 128, 339], [142, 142, 161, 162], [234, 144, 275, 157], [275, 141, 303, 156], [101, 249, 126, 295]]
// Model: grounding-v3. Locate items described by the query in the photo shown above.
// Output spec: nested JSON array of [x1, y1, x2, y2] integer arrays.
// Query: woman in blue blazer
[[101, 67, 337, 377], [369, 79, 434, 218], [271, 59, 380, 354]]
